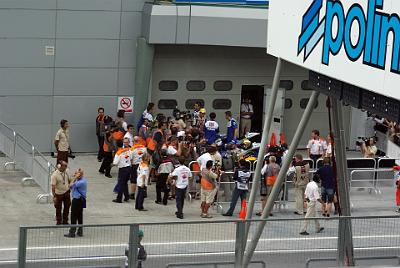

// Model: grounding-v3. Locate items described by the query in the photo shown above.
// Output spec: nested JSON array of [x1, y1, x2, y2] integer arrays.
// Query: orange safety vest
[[137, 137, 147, 147], [113, 130, 124, 141], [147, 129, 162, 151], [201, 170, 215, 190]]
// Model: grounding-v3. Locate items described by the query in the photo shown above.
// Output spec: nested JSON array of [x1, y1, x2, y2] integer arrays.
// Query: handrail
[[0, 120, 54, 203]]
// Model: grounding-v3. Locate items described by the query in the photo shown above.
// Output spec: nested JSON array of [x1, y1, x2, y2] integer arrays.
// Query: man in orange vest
[[200, 160, 220, 218], [112, 138, 132, 203], [130, 137, 147, 200]]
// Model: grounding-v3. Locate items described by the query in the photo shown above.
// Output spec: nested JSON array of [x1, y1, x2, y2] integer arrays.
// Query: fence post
[[235, 221, 246, 268], [18, 227, 27, 268], [128, 224, 139, 268]]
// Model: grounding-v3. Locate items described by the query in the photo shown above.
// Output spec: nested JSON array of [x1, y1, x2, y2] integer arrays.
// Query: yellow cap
[[200, 108, 206, 114]]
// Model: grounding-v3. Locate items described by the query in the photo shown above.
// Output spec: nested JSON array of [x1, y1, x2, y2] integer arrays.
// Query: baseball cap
[[200, 108, 206, 114], [138, 229, 144, 237]]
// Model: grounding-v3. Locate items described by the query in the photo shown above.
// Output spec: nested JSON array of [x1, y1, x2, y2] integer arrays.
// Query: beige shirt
[[51, 169, 71, 195], [55, 128, 69, 152]]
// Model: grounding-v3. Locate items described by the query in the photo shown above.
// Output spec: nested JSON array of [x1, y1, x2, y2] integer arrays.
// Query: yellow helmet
[[200, 108, 206, 114]]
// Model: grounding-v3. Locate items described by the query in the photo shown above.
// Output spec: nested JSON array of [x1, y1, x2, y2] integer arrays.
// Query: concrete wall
[[142, 3, 268, 48], [0, 0, 144, 152]]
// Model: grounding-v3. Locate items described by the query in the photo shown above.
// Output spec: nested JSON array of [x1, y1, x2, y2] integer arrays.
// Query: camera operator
[[171, 109, 187, 131], [358, 137, 377, 158]]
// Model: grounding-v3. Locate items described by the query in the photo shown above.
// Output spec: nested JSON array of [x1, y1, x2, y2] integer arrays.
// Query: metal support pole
[[234, 221, 246, 268], [331, 98, 355, 266], [128, 224, 140, 268], [5, 131, 17, 170], [243, 91, 320, 268], [245, 57, 283, 239], [31, 146, 35, 177], [18, 227, 27, 268]]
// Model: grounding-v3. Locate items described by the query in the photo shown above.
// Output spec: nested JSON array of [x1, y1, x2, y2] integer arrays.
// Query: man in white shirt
[[112, 138, 133, 203], [300, 175, 324, 235], [170, 157, 192, 219], [307, 130, 326, 168], [240, 97, 254, 138], [197, 151, 213, 170], [124, 124, 134, 147]]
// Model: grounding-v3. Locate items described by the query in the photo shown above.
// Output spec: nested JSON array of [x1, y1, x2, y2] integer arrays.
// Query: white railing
[[0, 121, 54, 203]]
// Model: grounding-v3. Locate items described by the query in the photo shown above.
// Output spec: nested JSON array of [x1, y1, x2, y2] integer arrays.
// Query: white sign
[[117, 97, 134, 113], [267, 0, 400, 100]]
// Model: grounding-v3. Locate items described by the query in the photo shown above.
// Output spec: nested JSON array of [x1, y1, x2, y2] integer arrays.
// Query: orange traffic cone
[[269, 132, 276, 147], [239, 199, 247, 220], [280, 133, 285, 145]]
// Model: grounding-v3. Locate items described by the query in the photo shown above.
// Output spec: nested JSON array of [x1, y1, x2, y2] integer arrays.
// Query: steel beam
[[244, 57, 283, 243], [331, 98, 355, 266], [243, 90, 320, 268]]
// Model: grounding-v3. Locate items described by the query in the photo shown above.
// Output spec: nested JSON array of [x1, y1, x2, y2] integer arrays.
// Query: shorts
[[321, 187, 334, 203], [260, 181, 268, 197], [201, 188, 217, 204], [130, 164, 139, 184]]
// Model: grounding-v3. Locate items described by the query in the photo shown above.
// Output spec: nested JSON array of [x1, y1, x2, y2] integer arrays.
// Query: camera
[[356, 136, 377, 147]]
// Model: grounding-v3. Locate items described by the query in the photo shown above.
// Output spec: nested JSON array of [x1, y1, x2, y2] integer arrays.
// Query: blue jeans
[[225, 188, 247, 215]]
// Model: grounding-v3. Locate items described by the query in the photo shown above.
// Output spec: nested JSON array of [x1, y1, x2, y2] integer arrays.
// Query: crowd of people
[[52, 100, 391, 237]]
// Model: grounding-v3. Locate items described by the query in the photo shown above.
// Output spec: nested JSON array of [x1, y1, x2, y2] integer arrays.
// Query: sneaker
[[326, 214, 330, 217], [294, 212, 303, 215], [201, 213, 207, 218], [317, 227, 325, 233], [205, 214, 213, 218], [222, 213, 233, 217], [123, 198, 129, 202], [64, 233, 75, 238], [105, 174, 112, 178], [112, 199, 122, 203], [256, 212, 262, 216], [299, 231, 309, 235]]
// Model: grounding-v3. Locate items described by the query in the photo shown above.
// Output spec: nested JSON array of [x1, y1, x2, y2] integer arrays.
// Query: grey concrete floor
[[0, 153, 399, 267]]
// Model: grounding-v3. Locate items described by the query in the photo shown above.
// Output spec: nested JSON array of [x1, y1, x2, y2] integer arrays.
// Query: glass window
[[285, 98, 293, 109], [158, 99, 177, 109], [213, 99, 231, 110], [300, 98, 318, 109], [187, 80, 206, 91], [279, 80, 294, 90], [158, 80, 178, 91], [214, 80, 233, 91], [301, 80, 312, 90], [185, 99, 205, 109]]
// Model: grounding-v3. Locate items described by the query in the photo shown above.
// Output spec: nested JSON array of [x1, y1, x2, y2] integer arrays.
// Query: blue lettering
[[322, 1, 345, 65], [344, 5, 366, 61], [301, 0, 400, 76], [379, 14, 400, 72]]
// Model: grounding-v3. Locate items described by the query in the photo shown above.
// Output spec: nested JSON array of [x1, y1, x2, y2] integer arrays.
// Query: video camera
[[355, 136, 377, 147], [172, 109, 192, 121]]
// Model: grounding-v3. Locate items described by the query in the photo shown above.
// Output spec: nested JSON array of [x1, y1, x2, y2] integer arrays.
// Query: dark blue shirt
[[71, 177, 87, 199], [316, 165, 335, 189], [226, 118, 238, 143]]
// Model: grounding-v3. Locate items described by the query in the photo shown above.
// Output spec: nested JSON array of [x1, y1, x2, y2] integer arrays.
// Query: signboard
[[267, 0, 400, 100], [117, 97, 134, 113]]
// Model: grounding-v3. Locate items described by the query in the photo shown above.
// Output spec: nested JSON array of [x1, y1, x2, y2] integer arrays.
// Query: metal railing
[[0, 121, 54, 203], [17, 215, 400, 268]]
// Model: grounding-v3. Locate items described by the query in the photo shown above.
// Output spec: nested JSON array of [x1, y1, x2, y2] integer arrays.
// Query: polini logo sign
[[297, 0, 400, 74]]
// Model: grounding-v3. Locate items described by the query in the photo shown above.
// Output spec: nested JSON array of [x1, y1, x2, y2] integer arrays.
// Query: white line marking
[[0, 234, 399, 252]]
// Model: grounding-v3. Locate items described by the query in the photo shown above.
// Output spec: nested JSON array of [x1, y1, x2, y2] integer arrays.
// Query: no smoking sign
[[117, 96, 134, 113]]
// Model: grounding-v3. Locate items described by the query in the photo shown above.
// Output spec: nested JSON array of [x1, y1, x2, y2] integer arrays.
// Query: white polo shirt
[[172, 165, 192, 189], [307, 138, 326, 155], [305, 181, 320, 202], [113, 148, 132, 168], [241, 103, 254, 119], [197, 153, 213, 170]]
